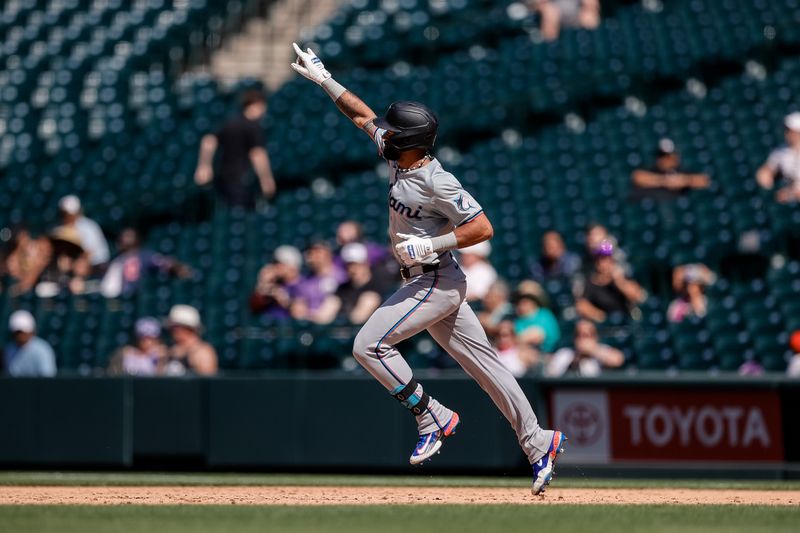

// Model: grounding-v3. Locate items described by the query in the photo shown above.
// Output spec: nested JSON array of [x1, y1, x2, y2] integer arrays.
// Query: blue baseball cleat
[[409, 412, 460, 465], [531, 430, 567, 495]]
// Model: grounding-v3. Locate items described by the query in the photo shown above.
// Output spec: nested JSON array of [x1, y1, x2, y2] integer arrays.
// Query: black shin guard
[[391, 379, 430, 416]]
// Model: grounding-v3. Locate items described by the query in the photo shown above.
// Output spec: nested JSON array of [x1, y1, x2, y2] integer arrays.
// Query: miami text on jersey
[[389, 194, 423, 220]]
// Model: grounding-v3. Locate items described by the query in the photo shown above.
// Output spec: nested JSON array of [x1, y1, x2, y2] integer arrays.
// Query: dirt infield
[[1, 486, 798, 506]]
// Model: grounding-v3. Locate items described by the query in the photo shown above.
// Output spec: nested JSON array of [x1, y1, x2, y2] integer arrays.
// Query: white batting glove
[[290, 42, 332, 85], [395, 233, 435, 266]]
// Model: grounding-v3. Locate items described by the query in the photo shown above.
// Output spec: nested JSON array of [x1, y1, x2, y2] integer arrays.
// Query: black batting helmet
[[374, 101, 439, 153]]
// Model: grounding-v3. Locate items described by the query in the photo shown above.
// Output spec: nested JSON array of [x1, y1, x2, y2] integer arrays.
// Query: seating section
[[1, 0, 800, 373], [268, 0, 800, 180]]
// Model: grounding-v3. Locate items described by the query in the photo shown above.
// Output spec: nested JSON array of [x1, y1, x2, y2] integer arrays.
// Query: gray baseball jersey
[[351, 135, 553, 464], [386, 158, 483, 265]]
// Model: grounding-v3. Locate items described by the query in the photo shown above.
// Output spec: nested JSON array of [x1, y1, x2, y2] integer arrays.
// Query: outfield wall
[[1, 374, 798, 477]]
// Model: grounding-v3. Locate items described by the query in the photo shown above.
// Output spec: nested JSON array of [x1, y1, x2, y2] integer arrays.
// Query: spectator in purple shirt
[[530, 230, 582, 282], [100, 228, 193, 298], [291, 241, 342, 323], [249, 245, 303, 320]]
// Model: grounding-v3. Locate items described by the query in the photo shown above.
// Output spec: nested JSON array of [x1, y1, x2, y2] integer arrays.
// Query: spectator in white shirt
[[458, 240, 498, 302], [757, 112, 800, 204], [56, 195, 110, 267]]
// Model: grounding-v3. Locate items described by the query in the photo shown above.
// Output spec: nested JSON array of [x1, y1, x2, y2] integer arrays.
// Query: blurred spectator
[[667, 264, 716, 323], [530, 230, 582, 282], [37, 223, 91, 296], [583, 223, 630, 274], [326, 243, 386, 325], [630, 138, 710, 201], [478, 280, 515, 338], [756, 112, 800, 203], [291, 242, 342, 323], [1, 225, 52, 296], [334, 220, 395, 288], [2, 310, 56, 377], [335, 220, 389, 267], [513, 283, 560, 353], [163, 305, 218, 376], [194, 89, 275, 207], [100, 228, 193, 298], [526, 0, 600, 41], [249, 245, 303, 319], [107, 317, 167, 376], [576, 240, 645, 322], [738, 360, 765, 376], [631, 139, 711, 201], [54, 195, 110, 267], [788, 331, 800, 377], [493, 320, 539, 377], [545, 319, 624, 377], [459, 241, 497, 302]]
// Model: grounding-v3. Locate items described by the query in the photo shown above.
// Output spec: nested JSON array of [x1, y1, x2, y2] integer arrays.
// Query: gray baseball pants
[[352, 261, 552, 463]]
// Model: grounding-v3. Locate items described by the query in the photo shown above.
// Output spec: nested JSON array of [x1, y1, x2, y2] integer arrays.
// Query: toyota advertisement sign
[[550, 389, 784, 464]]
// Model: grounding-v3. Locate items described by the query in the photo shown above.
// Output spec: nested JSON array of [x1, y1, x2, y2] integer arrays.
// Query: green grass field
[[1, 473, 799, 533]]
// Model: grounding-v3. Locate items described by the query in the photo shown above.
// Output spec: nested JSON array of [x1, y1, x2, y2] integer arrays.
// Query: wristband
[[321, 78, 346, 100], [430, 232, 458, 252]]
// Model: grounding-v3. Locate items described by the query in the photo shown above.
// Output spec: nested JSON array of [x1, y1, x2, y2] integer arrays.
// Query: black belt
[[400, 263, 439, 280]]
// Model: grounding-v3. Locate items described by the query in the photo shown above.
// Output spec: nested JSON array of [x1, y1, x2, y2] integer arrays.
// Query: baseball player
[[291, 43, 566, 495]]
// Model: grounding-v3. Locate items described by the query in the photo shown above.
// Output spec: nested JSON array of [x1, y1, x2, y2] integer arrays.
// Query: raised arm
[[290, 43, 379, 140], [194, 134, 218, 185]]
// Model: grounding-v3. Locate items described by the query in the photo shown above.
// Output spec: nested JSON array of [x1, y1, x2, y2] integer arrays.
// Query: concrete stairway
[[204, 0, 342, 91]]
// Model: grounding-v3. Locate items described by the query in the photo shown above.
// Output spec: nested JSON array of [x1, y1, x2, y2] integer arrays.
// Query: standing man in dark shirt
[[194, 90, 276, 207], [630, 138, 709, 202]]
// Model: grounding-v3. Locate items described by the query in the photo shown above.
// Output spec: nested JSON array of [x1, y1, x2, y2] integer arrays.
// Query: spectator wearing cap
[[787, 331, 800, 377], [2, 310, 56, 377], [546, 319, 624, 377], [163, 305, 218, 376], [107, 317, 167, 376], [334, 220, 396, 289], [513, 282, 560, 353], [530, 230, 582, 283], [101, 228, 193, 298], [757, 112, 800, 203], [335, 220, 389, 268], [249, 245, 303, 320], [583, 223, 630, 276], [459, 240, 497, 302], [325, 243, 388, 325], [478, 279, 515, 338], [630, 138, 710, 202], [55, 195, 110, 267], [291, 241, 343, 323], [667, 263, 716, 323], [575, 240, 645, 322]]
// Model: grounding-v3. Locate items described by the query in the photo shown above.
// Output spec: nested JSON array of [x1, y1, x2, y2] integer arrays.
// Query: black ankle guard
[[391, 379, 430, 416]]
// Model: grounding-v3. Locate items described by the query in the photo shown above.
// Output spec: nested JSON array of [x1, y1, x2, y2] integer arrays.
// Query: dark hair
[[240, 90, 266, 110]]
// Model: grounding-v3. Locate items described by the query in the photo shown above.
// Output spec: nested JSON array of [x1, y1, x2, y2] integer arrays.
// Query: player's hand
[[194, 164, 213, 185], [290, 43, 332, 85], [395, 233, 434, 265]]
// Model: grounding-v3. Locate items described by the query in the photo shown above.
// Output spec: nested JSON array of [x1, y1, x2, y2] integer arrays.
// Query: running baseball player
[[291, 43, 566, 495]]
